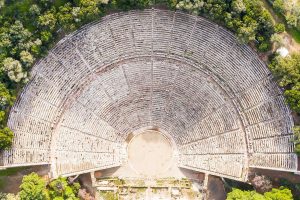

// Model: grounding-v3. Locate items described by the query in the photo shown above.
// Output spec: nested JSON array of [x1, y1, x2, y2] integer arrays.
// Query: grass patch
[[287, 28, 300, 44], [0, 177, 5, 190], [0, 167, 28, 177]]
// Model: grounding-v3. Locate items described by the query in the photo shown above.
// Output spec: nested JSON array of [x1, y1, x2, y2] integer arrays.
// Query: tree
[[271, 33, 283, 49], [48, 177, 80, 200], [0, 127, 13, 150], [6, 193, 20, 200], [226, 187, 293, 200], [19, 173, 49, 200], [274, 23, 285, 33], [176, 0, 204, 14], [57, 3, 77, 32], [0, 83, 14, 110], [293, 126, 300, 155], [77, 0, 101, 23], [226, 188, 265, 200], [269, 53, 300, 113], [38, 10, 57, 31], [2, 57, 27, 83], [264, 187, 293, 200], [29, 4, 41, 17], [237, 16, 258, 43], [273, 0, 284, 14], [20, 51, 35, 67], [284, 87, 300, 113], [232, 0, 246, 14]]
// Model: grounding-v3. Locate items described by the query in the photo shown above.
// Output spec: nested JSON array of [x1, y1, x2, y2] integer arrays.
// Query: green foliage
[[226, 188, 265, 200], [293, 126, 300, 155], [271, 0, 300, 31], [38, 10, 57, 31], [226, 187, 293, 200], [176, 0, 204, 14], [48, 177, 80, 200], [6, 193, 20, 200], [0, 127, 13, 150], [110, 0, 151, 10], [269, 53, 300, 113], [19, 173, 81, 200], [264, 187, 293, 200], [19, 173, 49, 200], [175, 0, 275, 46], [274, 23, 285, 33]]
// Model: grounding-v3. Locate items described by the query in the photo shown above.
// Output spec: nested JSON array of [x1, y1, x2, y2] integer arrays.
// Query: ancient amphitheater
[[0, 9, 298, 183]]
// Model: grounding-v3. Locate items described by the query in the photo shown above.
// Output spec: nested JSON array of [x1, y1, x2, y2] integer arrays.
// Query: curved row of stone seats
[[3, 148, 49, 165], [12, 131, 50, 150], [11, 93, 58, 123], [129, 10, 153, 56], [246, 117, 293, 140], [61, 101, 122, 142], [243, 96, 291, 125], [249, 153, 297, 170], [183, 105, 240, 144], [152, 10, 174, 55], [122, 60, 152, 96], [55, 127, 116, 153], [98, 66, 130, 101], [251, 135, 294, 153], [169, 12, 197, 56], [180, 154, 245, 179], [55, 151, 119, 175], [105, 13, 136, 58], [180, 130, 245, 155], [235, 76, 282, 110], [8, 114, 53, 137]]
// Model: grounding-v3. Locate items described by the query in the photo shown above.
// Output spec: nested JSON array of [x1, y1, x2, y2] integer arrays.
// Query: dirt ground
[[207, 176, 227, 200], [0, 165, 50, 194], [250, 168, 300, 184]]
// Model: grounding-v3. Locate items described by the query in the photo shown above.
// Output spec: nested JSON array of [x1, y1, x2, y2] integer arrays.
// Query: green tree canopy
[[226, 187, 293, 200], [0, 127, 13, 150], [48, 177, 80, 200], [19, 172, 49, 200], [269, 53, 300, 113]]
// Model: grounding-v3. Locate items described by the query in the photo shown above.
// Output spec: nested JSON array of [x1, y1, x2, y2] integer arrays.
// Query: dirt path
[[261, 0, 300, 53]]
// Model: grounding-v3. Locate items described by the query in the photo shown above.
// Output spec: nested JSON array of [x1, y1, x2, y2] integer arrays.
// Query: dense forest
[[0, 0, 300, 154]]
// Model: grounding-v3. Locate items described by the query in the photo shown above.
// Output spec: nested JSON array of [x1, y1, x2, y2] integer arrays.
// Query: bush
[[258, 42, 270, 52], [269, 53, 300, 113], [19, 173, 82, 200], [48, 177, 80, 200], [274, 23, 285, 33], [19, 173, 49, 200], [226, 187, 293, 200], [0, 127, 13, 150]]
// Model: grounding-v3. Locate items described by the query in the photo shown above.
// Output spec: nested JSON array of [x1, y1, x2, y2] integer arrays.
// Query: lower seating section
[[2, 9, 297, 180], [3, 148, 49, 165], [55, 151, 119, 175], [180, 154, 245, 179], [249, 153, 297, 170]]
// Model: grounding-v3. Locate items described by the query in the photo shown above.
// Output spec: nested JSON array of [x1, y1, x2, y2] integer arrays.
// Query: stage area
[[128, 130, 173, 177]]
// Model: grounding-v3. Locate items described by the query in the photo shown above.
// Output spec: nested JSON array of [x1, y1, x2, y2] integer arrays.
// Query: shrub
[[19, 173, 49, 200], [274, 23, 285, 33], [0, 127, 13, 150]]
